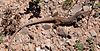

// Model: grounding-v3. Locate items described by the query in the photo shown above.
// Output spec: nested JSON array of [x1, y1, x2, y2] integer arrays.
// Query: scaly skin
[[8, 10, 91, 50]]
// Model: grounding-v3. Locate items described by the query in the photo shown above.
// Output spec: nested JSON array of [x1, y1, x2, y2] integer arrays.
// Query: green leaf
[[74, 40, 83, 51], [0, 33, 3, 44], [95, 2, 100, 8]]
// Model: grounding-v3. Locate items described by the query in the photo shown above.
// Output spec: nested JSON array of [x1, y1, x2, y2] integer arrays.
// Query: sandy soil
[[0, 0, 100, 51]]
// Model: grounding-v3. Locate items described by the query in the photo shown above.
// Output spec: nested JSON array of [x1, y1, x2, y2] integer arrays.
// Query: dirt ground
[[0, 0, 100, 51]]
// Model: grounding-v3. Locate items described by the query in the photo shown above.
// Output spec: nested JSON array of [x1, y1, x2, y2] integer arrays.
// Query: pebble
[[44, 0, 49, 3], [0, 27, 3, 32], [28, 44, 35, 51], [45, 39, 52, 47], [36, 46, 41, 51], [56, 28, 66, 38], [0, 18, 2, 25], [20, 27, 29, 35], [42, 24, 51, 30], [83, 6, 91, 11], [36, 46, 45, 51], [89, 29, 97, 37], [71, 4, 82, 15]]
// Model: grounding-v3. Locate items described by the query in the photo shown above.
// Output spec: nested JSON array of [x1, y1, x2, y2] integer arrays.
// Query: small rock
[[93, 12, 100, 18], [52, 10, 58, 17], [56, 28, 66, 38], [20, 27, 29, 34], [89, 29, 97, 37], [66, 35, 71, 39], [83, 6, 90, 11], [44, 0, 49, 3], [0, 27, 4, 33], [97, 43, 100, 49], [28, 44, 35, 51], [42, 24, 51, 30], [71, 4, 82, 15], [58, 0, 64, 4], [35, 46, 45, 51], [0, 18, 2, 25], [35, 46, 41, 51], [45, 39, 52, 48]]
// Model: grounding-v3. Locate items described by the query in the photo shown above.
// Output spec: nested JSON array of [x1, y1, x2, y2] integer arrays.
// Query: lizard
[[8, 10, 91, 50], [22, 10, 91, 26]]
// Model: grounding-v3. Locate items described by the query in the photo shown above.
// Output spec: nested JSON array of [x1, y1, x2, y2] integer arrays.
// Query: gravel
[[0, 0, 100, 51]]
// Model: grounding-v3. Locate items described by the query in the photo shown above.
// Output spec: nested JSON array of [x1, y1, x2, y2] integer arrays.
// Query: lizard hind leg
[[52, 20, 61, 29], [55, 20, 61, 25]]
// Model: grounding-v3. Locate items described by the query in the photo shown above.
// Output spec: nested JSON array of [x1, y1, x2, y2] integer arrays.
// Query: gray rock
[[56, 28, 66, 38], [0, 27, 4, 33], [44, 0, 49, 3], [89, 29, 97, 37], [35, 46, 45, 51], [83, 6, 91, 11], [42, 24, 51, 30], [70, 4, 82, 15], [0, 18, 2, 26], [20, 27, 29, 34], [35, 46, 41, 51]]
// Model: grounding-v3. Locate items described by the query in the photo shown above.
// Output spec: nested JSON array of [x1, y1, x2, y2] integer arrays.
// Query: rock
[[20, 27, 29, 34], [35, 46, 45, 51], [56, 28, 66, 38], [0, 27, 4, 33], [45, 39, 52, 48], [83, 6, 91, 11], [0, 18, 2, 25], [77, 0, 87, 3], [66, 35, 72, 39], [44, 0, 49, 3], [35, 46, 41, 51], [70, 4, 82, 15], [28, 44, 35, 51], [42, 24, 51, 30], [93, 12, 100, 18], [52, 10, 58, 17], [97, 42, 100, 49], [50, 44, 58, 51], [89, 29, 97, 37], [58, 0, 64, 4]]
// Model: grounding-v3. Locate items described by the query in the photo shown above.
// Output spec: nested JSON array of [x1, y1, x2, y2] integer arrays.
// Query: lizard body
[[22, 10, 90, 27], [8, 10, 90, 50]]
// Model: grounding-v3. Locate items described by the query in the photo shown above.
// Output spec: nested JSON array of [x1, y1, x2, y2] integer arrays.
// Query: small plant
[[25, 0, 41, 18], [86, 37, 95, 51], [64, 0, 73, 5], [95, 2, 100, 8], [86, 37, 93, 45], [74, 40, 84, 51], [62, 0, 73, 10], [89, 44, 95, 51], [0, 33, 4, 44]]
